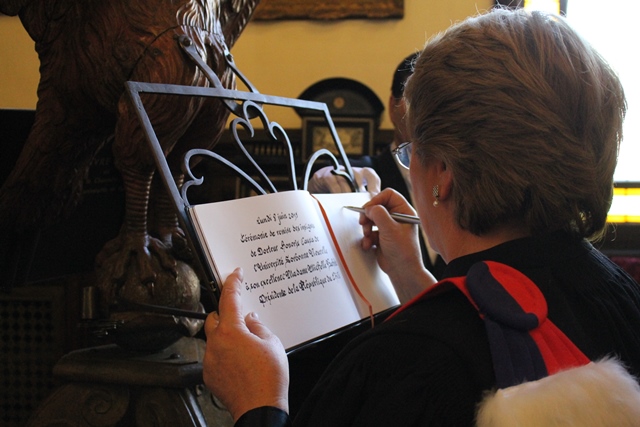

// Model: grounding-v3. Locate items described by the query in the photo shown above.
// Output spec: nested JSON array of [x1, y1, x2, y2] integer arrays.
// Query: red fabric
[[388, 261, 589, 381]]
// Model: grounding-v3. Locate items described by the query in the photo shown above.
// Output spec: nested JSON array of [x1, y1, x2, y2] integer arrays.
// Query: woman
[[203, 8, 640, 426]]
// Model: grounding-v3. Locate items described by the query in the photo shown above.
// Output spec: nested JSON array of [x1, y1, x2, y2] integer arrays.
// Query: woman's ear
[[436, 161, 453, 202]]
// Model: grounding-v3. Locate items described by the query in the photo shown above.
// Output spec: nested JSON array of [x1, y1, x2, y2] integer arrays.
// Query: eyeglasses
[[393, 142, 412, 169]]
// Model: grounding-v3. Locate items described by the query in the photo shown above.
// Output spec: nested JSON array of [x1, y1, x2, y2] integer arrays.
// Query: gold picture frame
[[302, 117, 375, 160], [253, 0, 404, 20]]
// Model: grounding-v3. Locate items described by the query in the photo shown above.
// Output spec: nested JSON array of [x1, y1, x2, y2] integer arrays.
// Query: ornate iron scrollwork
[[125, 35, 358, 298]]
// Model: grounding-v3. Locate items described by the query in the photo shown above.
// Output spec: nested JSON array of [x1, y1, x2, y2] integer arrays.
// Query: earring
[[432, 185, 439, 207]]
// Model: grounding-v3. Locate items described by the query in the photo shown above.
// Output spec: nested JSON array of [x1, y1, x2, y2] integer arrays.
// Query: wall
[[0, 16, 40, 110], [0, 0, 491, 129]]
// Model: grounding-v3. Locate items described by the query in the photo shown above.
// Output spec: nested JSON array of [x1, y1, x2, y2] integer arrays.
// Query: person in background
[[204, 8, 640, 426], [309, 53, 446, 279]]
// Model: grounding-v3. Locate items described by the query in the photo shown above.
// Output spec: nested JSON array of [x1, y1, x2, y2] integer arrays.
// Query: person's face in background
[[389, 95, 409, 148]]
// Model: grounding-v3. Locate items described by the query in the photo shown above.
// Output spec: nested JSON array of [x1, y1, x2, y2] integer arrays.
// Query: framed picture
[[302, 117, 375, 160], [253, 0, 404, 20]]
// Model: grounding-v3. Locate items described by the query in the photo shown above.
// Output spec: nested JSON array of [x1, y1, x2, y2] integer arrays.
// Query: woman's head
[[404, 8, 626, 240]]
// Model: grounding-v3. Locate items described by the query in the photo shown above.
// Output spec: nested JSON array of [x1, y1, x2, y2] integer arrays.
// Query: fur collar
[[476, 358, 640, 426]]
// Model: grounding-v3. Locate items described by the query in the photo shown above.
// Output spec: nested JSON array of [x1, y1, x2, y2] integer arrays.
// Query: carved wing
[[220, 0, 261, 49]]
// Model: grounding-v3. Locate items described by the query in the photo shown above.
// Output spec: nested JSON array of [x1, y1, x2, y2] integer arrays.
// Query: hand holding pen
[[345, 188, 432, 303]]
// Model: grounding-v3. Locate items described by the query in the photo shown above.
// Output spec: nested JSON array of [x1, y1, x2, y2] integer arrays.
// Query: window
[[519, 0, 640, 222], [565, 1, 638, 183], [516, 0, 638, 182]]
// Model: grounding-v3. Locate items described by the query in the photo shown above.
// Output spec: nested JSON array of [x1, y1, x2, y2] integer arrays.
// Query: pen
[[344, 206, 421, 225]]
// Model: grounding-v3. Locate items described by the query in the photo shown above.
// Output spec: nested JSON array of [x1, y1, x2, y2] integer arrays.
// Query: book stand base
[[25, 337, 232, 427]]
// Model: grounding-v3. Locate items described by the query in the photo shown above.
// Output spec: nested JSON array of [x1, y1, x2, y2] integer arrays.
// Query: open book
[[188, 190, 400, 351]]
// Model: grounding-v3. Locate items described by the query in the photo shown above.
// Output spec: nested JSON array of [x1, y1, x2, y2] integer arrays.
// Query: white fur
[[476, 358, 640, 427]]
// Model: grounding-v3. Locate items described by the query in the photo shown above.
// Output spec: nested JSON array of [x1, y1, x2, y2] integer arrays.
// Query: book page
[[312, 192, 400, 315], [188, 190, 364, 350]]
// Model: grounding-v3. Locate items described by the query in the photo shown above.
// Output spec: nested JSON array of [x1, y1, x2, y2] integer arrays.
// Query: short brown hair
[[405, 8, 626, 239]]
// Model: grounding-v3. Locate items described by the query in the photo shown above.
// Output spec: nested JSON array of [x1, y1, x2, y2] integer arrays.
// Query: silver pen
[[344, 206, 421, 225]]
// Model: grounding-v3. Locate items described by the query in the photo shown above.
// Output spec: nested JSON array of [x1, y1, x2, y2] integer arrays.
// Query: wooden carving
[[0, 0, 260, 350]]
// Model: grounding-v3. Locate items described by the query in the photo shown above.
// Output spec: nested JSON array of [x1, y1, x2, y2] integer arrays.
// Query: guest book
[[188, 190, 400, 351]]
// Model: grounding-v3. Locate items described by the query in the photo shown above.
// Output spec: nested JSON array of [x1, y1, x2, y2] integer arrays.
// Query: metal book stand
[[126, 35, 359, 307]]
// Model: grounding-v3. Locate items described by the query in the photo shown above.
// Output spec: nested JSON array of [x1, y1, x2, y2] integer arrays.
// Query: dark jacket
[[243, 232, 640, 426]]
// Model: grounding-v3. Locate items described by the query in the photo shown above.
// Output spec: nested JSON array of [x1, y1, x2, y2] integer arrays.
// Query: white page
[[189, 190, 364, 350], [312, 192, 400, 315]]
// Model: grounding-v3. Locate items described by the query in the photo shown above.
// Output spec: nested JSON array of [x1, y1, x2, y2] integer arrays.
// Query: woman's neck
[[440, 220, 530, 264]]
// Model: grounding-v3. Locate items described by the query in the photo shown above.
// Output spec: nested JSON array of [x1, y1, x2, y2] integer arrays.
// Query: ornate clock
[[297, 78, 384, 160]]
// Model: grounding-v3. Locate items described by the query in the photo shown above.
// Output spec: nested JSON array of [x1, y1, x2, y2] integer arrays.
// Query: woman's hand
[[203, 268, 290, 422], [360, 189, 437, 302], [307, 165, 381, 195]]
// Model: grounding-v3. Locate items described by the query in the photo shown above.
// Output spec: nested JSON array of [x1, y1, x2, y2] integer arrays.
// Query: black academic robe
[[241, 233, 640, 426]]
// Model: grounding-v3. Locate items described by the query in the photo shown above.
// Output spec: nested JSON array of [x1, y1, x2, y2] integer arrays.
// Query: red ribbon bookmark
[[312, 195, 375, 327]]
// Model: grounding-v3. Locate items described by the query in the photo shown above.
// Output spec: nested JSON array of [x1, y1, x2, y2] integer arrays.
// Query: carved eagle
[[1, 0, 262, 349], [0, 0, 260, 283]]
